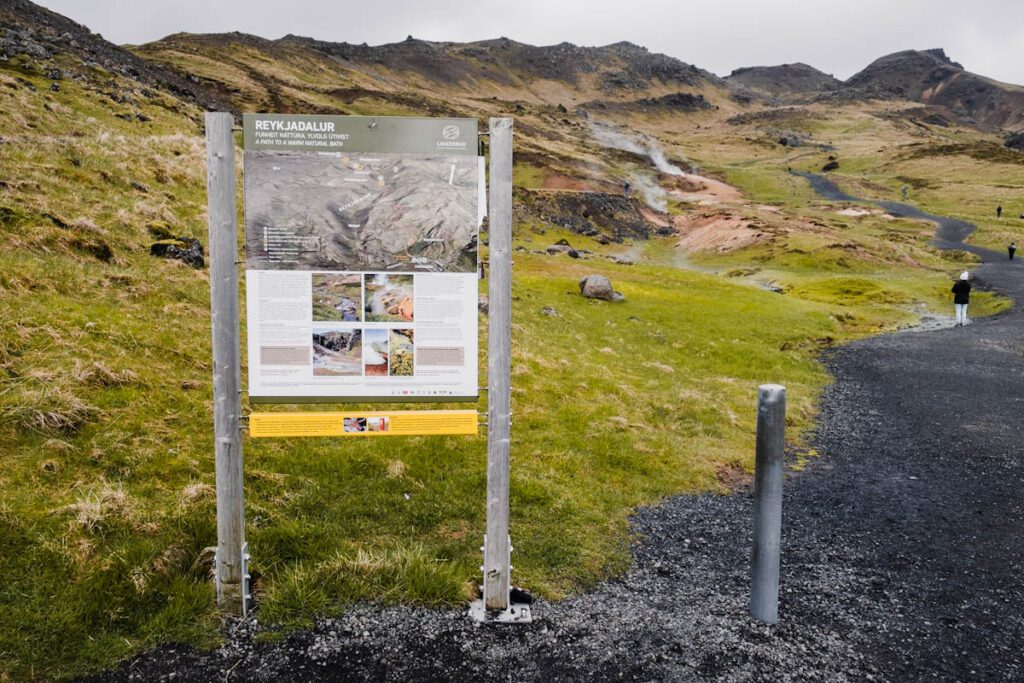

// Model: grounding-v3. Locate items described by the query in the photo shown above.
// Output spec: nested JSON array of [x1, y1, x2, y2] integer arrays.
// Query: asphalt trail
[[85, 179, 1024, 682]]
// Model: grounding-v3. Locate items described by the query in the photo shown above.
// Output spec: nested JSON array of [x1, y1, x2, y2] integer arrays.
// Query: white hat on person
[[960, 271, 969, 280]]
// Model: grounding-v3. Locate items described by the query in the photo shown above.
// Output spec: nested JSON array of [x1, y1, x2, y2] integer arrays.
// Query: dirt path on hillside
[[85, 182, 1024, 682]]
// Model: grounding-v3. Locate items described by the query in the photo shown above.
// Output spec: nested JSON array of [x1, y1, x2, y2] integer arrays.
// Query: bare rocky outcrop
[[515, 188, 660, 243], [0, 0, 230, 110], [1006, 132, 1024, 152], [582, 91, 713, 113], [149, 237, 204, 268], [726, 62, 843, 96]]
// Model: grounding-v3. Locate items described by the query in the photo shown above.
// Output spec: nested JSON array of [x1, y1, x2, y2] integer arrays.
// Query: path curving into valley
[[85, 180, 1024, 682], [797, 171, 992, 254]]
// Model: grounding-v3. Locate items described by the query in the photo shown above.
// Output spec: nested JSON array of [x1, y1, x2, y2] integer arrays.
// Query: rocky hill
[[844, 48, 1024, 132], [0, 0, 226, 109], [726, 62, 842, 97], [136, 33, 728, 109], [723, 50, 1024, 133]]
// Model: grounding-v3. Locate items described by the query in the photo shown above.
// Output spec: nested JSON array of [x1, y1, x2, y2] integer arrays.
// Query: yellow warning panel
[[249, 410, 479, 438]]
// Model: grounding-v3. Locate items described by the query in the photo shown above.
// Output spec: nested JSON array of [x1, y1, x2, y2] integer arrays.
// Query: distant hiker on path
[[997, 205, 1002, 219], [901, 185, 909, 200], [952, 271, 971, 327], [1010, 242, 1017, 260], [623, 181, 631, 198]]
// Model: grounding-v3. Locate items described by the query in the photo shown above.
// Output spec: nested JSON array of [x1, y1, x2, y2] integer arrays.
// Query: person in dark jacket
[[952, 271, 971, 327], [1010, 242, 1016, 260], [997, 205, 1002, 219]]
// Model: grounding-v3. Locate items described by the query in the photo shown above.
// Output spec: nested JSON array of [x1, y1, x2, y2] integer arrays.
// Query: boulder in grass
[[150, 237, 204, 268], [579, 274, 624, 302]]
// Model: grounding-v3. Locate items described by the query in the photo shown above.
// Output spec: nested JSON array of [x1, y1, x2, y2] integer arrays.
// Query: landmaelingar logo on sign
[[437, 124, 467, 149]]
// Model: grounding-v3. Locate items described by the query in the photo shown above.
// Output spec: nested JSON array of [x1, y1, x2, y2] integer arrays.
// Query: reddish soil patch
[[674, 212, 771, 253], [541, 175, 600, 192], [637, 205, 671, 228], [714, 462, 753, 491], [666, 173, 743, 206]]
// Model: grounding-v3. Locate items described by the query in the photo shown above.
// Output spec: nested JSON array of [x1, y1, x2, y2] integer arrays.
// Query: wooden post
[[205, 112, 247, 616], [484, 118, 513, 610], [750, 383, 785, 624]]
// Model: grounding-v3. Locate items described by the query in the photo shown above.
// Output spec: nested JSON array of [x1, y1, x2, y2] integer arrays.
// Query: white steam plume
[[629, 175, 669, 212], [588, 121, 688, 176]]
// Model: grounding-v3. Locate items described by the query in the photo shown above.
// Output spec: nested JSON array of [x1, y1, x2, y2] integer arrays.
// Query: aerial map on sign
[[244, 151, 478, 273]]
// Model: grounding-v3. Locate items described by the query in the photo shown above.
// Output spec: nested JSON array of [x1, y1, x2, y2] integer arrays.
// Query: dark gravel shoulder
[[83, 186, 1024, 682]]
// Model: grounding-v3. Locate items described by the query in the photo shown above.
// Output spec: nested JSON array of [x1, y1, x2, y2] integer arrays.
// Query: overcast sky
[[37, 0, 1024, 85]]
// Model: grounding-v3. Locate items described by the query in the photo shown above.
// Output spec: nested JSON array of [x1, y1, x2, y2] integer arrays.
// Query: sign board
[[248, 409, 479, 438], [242, 114, 482, 403]]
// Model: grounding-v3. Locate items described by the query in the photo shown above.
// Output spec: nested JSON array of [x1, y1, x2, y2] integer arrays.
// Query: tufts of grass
[[0, 385, 100, 434]]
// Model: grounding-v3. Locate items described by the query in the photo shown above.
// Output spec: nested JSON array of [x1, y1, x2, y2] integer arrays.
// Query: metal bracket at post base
[[468, 534, 533, 624], [214, 542, 252, 617]]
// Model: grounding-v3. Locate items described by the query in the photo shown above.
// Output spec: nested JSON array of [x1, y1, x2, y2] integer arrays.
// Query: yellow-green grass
[[513, 163, 548, 188]]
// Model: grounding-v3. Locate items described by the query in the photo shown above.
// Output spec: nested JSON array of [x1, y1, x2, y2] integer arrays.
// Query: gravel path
[[86, 183, 1024, 682]]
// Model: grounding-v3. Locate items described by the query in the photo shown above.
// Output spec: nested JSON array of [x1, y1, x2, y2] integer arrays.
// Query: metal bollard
[[750, 384, 785, 624]]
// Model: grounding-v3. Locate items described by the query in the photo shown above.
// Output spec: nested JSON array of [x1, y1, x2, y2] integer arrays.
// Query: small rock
[[540, 306, 558, 317], [131, 181, 149, 193], [150, 237, 204, 268]]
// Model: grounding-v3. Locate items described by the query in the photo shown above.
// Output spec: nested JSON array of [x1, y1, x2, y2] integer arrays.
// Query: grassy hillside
[[0, 20, 1020, 681]]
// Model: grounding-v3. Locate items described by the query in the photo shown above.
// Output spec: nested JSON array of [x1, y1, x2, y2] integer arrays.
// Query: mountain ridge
[[3, 0, 1021, 131], [135, 31, 1024, 132]]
